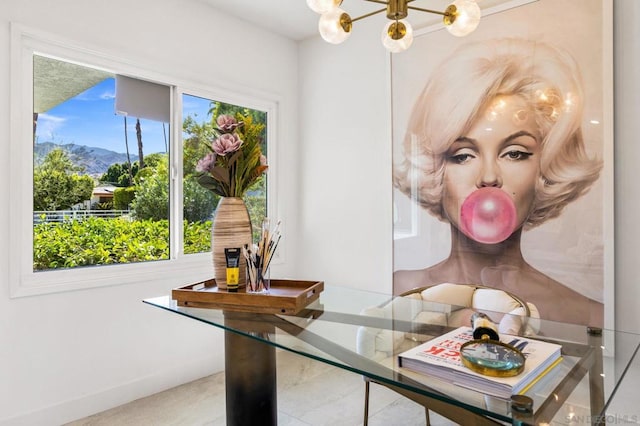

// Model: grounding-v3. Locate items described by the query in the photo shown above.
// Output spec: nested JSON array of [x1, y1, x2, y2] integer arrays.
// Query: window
[[9, 25, 277, 296], [32, 56, 172, 271]]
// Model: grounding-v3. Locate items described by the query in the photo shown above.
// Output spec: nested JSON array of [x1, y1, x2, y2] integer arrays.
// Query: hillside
[[34, 142, 139, 177]]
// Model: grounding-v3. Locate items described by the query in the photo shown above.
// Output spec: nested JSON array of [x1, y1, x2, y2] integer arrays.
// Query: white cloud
[[100, 90, 115, 100], [74, 84, 114, 102], [36, 113, 67, 141]]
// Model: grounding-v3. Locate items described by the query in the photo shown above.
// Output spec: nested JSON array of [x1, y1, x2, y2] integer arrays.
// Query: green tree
[[38, 148, 83, 173], [129, 153, 218, 223], [101, 162, 140, 187], [135, 118, 145, 169], [33, 149, 94, 210], [141, 152, 164, 170], [130, 155, 169, 221], [182, 115, 216, 177], [183, 178, 217, 223], [34, 170, 74, 210], [72, 174, 95, 204], [123, 116, 134, 185]]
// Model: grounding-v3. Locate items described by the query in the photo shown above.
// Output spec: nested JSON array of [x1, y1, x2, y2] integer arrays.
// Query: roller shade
[[115, 75, 170, 123]]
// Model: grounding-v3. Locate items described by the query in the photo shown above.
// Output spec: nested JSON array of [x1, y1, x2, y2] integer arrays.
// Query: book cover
[[397, 326, 562, 399]]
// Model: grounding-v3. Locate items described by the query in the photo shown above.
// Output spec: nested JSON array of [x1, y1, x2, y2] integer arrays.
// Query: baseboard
[[0, 355, 223, 426]]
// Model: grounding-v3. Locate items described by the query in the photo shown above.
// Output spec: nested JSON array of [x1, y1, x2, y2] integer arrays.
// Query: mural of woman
[[393, 38, 603, 327]]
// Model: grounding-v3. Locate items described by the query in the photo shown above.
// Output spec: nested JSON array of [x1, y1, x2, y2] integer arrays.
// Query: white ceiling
[[198, 0, 509, 42], [198, 0, 377, 41], [34, 0, 522, 112]]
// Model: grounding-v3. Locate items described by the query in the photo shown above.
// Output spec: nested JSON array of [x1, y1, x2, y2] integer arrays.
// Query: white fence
[[34, 210, 131, 224]]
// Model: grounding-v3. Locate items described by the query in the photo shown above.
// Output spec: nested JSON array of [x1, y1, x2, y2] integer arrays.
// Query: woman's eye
[[449, 153, 474, 164], [502, 150, 533, 161]]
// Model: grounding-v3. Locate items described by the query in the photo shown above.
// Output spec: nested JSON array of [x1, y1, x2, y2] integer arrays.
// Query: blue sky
[[35, 78, 213, 155]]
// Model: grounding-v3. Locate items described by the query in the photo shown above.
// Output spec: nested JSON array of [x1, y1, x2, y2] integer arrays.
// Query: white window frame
[[9, 24, 279, 297]]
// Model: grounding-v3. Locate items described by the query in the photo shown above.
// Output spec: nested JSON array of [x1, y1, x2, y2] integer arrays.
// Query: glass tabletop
[[144, 284, 640, 425]]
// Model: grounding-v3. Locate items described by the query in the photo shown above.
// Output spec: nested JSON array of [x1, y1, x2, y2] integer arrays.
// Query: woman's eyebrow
[[502, 130, 538, 144], [452, 136, 476, 145], [452, 131, 538, 148]]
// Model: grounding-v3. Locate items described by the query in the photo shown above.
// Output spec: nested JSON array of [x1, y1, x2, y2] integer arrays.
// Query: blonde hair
[[393, 38, 602, 227]]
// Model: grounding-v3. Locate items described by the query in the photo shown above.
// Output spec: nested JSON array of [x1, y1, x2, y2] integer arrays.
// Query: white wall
[[296, 16, 394, 292], [0, 1, 299, 424], [612, 0, 640, 334]]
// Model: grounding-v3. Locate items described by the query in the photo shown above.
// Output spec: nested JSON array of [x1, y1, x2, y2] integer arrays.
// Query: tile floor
[[65, 349, 455, 426], [64, 346, 640, 425]]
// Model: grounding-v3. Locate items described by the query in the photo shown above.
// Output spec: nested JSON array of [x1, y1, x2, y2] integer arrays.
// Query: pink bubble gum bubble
[[459, 187, 517, 244]]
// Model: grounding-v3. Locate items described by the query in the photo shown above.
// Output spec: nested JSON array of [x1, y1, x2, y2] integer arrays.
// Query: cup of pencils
[[243, 218, 281, 294]]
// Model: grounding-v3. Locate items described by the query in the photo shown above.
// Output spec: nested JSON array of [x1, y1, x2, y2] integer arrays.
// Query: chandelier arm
[[350, 7, 388, 23], [406, 5, 446, 16], [363, 0, 418, 4]]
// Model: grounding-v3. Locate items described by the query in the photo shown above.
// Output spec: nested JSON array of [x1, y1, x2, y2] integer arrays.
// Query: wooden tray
[[172, 278, 324, 315]]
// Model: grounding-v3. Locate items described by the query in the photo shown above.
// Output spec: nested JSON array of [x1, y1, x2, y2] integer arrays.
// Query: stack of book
[[398, 326, 562, 399]]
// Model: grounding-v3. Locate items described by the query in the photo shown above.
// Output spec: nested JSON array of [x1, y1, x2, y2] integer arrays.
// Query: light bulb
[[445, 0, 481, 37], [319, 8, 352, 44], [306, 0, 341, 14], [381, 19, 413, 53]]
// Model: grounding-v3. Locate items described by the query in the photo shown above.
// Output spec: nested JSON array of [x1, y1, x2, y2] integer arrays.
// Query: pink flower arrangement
[[196, 152, 216, 173], [212, 133, 243, 156], [216, 114, 243, 133], [194, 113, 268, 197]]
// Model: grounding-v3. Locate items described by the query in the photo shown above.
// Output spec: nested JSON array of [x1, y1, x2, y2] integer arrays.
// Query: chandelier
[[307, 0, 482, 52]]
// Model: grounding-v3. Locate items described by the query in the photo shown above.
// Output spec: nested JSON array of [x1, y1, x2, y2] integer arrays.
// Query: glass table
[[144, 284, 640, 426]]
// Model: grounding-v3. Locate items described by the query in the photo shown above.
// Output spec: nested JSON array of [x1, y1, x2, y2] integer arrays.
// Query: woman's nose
[[477, 160, 502, 188]]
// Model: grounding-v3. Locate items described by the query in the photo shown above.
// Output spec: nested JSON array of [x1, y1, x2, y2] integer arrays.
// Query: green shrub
[[184, 220, 211, 254], [33, 218, 212, 270], [33, 217, 167, 269], [114, 187, 136, 210]]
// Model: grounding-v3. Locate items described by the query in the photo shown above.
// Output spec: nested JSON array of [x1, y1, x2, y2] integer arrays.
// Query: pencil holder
[[243, 217, 280, 294], [247, 266, 270, 294]]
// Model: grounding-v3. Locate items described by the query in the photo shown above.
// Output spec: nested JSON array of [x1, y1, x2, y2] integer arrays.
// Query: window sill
[[9, 253, 214, 298]]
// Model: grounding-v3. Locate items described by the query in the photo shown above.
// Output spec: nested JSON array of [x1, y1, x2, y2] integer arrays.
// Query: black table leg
[[224, 313, 277, 426]]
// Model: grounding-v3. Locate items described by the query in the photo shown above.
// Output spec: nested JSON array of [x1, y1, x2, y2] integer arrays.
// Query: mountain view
[[34, 142, 139, 177]]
